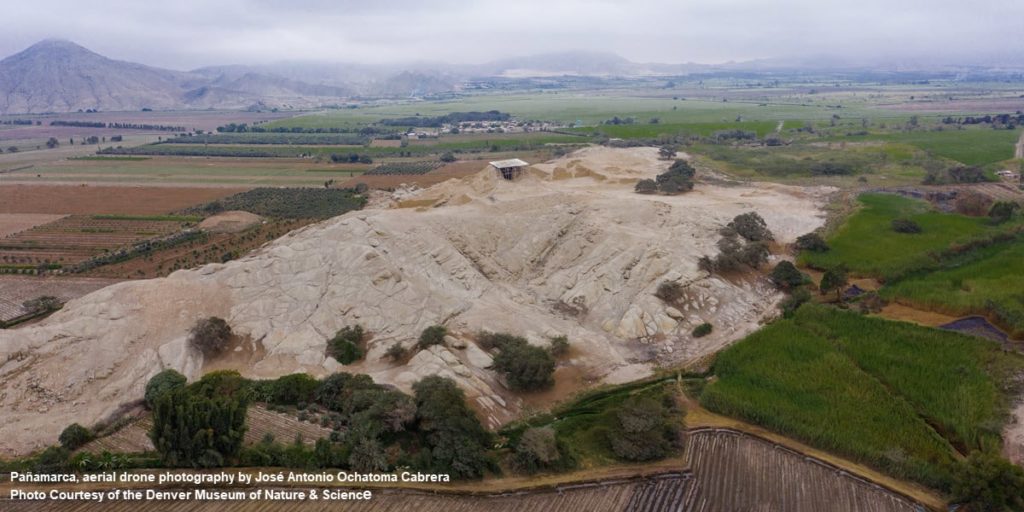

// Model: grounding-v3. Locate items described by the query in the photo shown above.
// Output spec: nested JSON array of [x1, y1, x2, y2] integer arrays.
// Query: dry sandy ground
[[0, 213, 65, 237], [0, 147, 833, 457], [198, 210, 262, 233]]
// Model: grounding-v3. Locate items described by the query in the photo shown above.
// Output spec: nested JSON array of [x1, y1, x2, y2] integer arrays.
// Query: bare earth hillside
[[0, 147, 832, 456]]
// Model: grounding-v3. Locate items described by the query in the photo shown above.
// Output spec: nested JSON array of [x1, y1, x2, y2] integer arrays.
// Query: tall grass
[[701, 304, 1023, 488]]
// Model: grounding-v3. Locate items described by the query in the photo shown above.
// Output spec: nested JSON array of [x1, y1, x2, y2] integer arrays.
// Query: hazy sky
[[2, 0, 1022, 69]]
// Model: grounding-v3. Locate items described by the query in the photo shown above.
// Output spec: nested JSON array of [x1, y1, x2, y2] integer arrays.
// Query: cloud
[[1, 0, 1021, 69]]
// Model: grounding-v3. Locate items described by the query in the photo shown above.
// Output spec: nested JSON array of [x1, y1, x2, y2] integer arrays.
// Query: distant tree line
[[379, 110, 510, 128], [942, 112, 1024, 129], [50, 120, 186, 131], [217, 123, 397, 135], [0, 119, 35, 125]]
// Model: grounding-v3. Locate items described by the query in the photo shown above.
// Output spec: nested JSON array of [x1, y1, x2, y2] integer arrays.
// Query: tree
[[45, 137, 59, 149], [150, 387, 247, 468], [417, 325, 447, 349], [692, 323, 713, 338], [59, 423, 93, 450], [989, 201, 1020, 224], [510, 427, 565, 474], [348, 438, 388, 472], [440, 151, 456, 163], [795, 232, 829, 252], [655, 280, 684, 303], [548, 335, 570, 357], [189, 317, 232, 357], [144, 369, 187, 409], [326, 325, 365, 364], [819, 267, 848, 301], [770, 261, 806, 290], [607, 397, 680, 462], [492, 337, 556, 391], [634, 179, 658, 194], [658, 145, 677, 160], [728, 212, 774, 242], [385, 342, 407, 362], [950, 451, 1024, 512], [412, 376, 493, 479]]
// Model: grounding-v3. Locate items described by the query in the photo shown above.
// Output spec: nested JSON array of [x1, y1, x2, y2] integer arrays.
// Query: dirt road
[[1016, 130, 1024, 159]]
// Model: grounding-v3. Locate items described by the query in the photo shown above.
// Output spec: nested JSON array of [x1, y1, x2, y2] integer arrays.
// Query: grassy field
[[569, 120, 779, 139], [882, 239, 1024, 337], [801, 193, 1024, 280], [837, 127, 1021, 166], [700, 303, 1023, 489]]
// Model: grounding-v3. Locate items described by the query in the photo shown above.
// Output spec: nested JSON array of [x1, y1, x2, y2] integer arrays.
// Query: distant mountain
[[0, 40, 353, 114]]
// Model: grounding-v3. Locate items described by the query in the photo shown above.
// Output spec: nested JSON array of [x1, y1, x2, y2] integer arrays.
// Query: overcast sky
[[1, 0, 1022, 69]]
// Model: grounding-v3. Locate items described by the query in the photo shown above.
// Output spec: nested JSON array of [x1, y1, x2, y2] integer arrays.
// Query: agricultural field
[[700, 304, 1024, 488], [179, 188, 366, 219], [0, 215, 197, 272], [837, 127, 1022, 167], [365, 161, 443, 175], [0, 276, 122, 326], [800, 193, 1024, 280], [0, 185, 247, 215]]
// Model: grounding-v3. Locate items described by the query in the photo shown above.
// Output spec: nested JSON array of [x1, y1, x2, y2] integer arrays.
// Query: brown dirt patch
[[0, 213, 65, 237], [0, 184, 249, 215], [876, 302, 959, 327], [199, 211, 262, 233]]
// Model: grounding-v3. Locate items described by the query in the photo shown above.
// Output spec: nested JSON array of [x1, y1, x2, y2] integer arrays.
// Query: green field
[[701, 304, 1023, 488], [883, 239, 1024, 337], [838, 127, 1021, 166], [570, 120, 779, 139], [801, 193, 1023, 280]]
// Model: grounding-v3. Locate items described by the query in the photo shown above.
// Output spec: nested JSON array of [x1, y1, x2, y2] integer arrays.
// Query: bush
[[549, 335, 570, 357], [795, 232, 829, 252], [417, 325, 447, 349], [189, 317, 233, 357], [440, 151, 456, 163], [327, 325, 365, 364], [770, 261, 806, 290], [314, 372, 378, 413], [477, 331, 525, 351], [891, 218, 922, 234], [654, 280, 684, 303], [728, 212, 774, 242], [59, 423, 94, 451], [263, 373, 319, 405], [950, 451, 1024, 512], [492, 337, 556, 391], [634, 179, 658, 194], [780, 288, 812, 318], [412, 376, 493, 479], [607, 397, 680, 462], [989, 201, 1020, 224], [692, 323, 713, 338], [385, 342, 407, 361], [819, 267, 849, 300], [510, 427, 569, 474], [145, 369, 187, 409]]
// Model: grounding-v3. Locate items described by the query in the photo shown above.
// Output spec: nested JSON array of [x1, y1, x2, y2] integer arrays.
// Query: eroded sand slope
[[0, 147, 832, 456]]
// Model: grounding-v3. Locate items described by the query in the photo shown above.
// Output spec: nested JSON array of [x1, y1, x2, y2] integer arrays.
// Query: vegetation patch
[[700, 303, 1024, 489], [181, 188, 366, 219]]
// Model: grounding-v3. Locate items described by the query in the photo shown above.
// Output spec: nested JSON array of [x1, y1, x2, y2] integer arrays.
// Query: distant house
[[489, 158, 529, 180]]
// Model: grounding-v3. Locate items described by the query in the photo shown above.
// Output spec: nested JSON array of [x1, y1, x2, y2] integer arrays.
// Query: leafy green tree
[[819, 267, 849, 301], [348, 438, 388, 472], [59, 423, 93, 450], [770, 261, 806, 290], [492, 337, 556, 391], [607, 397, 680, 462], [634, 179, 658, 194], [263, 373, 319, 405], [412, 376, 493, 479], [418, 325, 448, 349], [150, 387, 248, 468], [951, 451, 1024, 512], [728, 212, 774, 242], [440, 151, 456, 163], [327, 325, 365, 364], [385, 342, 407, 361], [510, 426, 569, 474], [795, 232, 829, 252], [144, 369, 187, 409]]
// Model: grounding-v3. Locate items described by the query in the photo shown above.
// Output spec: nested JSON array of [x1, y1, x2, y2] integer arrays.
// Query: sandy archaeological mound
[[0, 147, 833, 456]]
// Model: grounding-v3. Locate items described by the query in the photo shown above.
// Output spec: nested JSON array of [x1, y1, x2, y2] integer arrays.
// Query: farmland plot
[[0, 276, 122, 325]]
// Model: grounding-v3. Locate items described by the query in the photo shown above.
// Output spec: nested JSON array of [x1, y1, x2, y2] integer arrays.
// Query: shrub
[[891, 218, 922, 234], [549, 335, 570, 357], [770, 261, 806, 290], [819, 267, 849, 301], [144, 369, 187, 409], [795, 232, 829, 252], [950, 451, 1024, 512], [654, 280, 684, 303], [417, 325, 447, 349], [440, 151, 456, 163], [989, 201, 1020, 224], [189, 317, 233, 357], [412, 376, 493, 479], [492, 337, 556, 391], [634, 179, 658, 194], [607, 397, 680, 462], [314, 372, 377, 413], [477, 331, 525, 351], [780, 288, 812, 317], [385, 342, 407, 361], [327, 325, 365, 364], [263, 373, 319, 405], [510, 427, 569, 474], [59, 423, 94, 451], [658, 145, 677, 159], [728, 212, 774, 242], [692, 323, 713, 338]]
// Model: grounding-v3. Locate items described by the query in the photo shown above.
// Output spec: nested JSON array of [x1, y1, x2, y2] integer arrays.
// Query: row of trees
[[636, 157, 697, 195]]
